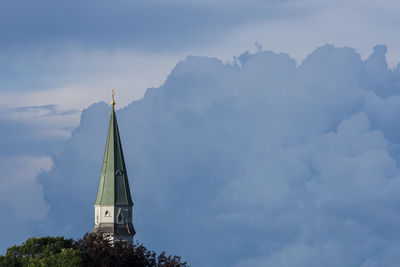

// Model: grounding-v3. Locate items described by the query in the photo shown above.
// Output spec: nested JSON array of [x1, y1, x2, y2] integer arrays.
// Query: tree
[[0, 234, 187, 267], [27, 248, 85, 267], [0, 236, 83, 267], [73, 232, 187, 267]]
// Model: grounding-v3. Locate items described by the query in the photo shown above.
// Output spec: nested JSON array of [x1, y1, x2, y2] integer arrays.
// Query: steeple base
[[93, 205, 135, 246], [93, 223, 135, 246]]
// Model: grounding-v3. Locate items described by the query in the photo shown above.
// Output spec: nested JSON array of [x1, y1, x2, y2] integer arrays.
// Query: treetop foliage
[[0, 233, 187, 267]]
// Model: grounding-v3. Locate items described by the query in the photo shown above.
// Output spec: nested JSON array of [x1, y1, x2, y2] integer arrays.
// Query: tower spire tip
[[111, 89, 116, 106]]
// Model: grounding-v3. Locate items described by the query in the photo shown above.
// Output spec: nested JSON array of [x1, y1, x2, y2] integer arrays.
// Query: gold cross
[[111, 89, 116, 106]]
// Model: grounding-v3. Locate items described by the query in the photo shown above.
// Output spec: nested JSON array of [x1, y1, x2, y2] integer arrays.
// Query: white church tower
[[93, 90, 135, 245]]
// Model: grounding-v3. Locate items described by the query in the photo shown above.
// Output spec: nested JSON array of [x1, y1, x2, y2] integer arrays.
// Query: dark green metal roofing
[[94, 106, 133, 206]]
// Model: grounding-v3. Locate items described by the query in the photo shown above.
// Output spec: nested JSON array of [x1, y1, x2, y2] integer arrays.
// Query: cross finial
[[111, 89, 116, 106]]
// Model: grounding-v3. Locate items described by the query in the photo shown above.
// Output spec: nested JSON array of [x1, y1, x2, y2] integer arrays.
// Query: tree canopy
[[0, 233, 187, 267]]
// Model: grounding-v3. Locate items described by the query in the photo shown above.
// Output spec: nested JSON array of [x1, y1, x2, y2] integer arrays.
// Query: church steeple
[[94, 93, 133, 206], [93, 90, 135, 244]]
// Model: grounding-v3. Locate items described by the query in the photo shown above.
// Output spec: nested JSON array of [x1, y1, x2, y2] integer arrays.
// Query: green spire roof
[[94, 105, 133, 206]]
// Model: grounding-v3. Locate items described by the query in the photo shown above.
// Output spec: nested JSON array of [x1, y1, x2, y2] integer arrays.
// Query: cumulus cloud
[[35, 44, 400, 266]]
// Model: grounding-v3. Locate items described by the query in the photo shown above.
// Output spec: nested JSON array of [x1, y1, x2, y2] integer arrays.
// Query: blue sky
[[3, 1, 400, 266]]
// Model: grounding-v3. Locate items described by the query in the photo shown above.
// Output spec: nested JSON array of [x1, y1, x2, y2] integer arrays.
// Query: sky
[[3, 0, 400, 266]]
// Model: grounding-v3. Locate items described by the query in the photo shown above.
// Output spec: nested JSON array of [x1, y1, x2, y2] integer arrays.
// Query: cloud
[[0, 105, 80, 156], [0, 0, 298, 52], [0, 103, 78, 254], [31, 44, 400, 266], [0, 156, 52, 253], [0, 156, 52, 220], [12, 105, 78, 117], [4, 0, 400, 113]]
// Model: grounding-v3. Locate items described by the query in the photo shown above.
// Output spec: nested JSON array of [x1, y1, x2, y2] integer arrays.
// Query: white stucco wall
[[94, 205, 132, 225], [94, 205, 115, 224]]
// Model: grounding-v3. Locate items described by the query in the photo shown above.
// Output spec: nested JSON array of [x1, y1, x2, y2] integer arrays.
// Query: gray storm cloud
[[37, 44, 400, 266]]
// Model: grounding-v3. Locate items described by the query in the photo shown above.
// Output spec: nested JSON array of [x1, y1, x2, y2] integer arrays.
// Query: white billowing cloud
[[36, 44, 400, 266], [216, 112, 400, 267], [205, 0, 400, 67]]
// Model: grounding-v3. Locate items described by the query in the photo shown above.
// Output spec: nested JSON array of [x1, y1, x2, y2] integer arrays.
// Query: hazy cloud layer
[[32, 44, 400, 266], [0, 156, 52, 251], [0, 104, 77, 253], [0, 105, 78, 155], [0, 0, 297, 51], [3, 0, 400, 111]]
